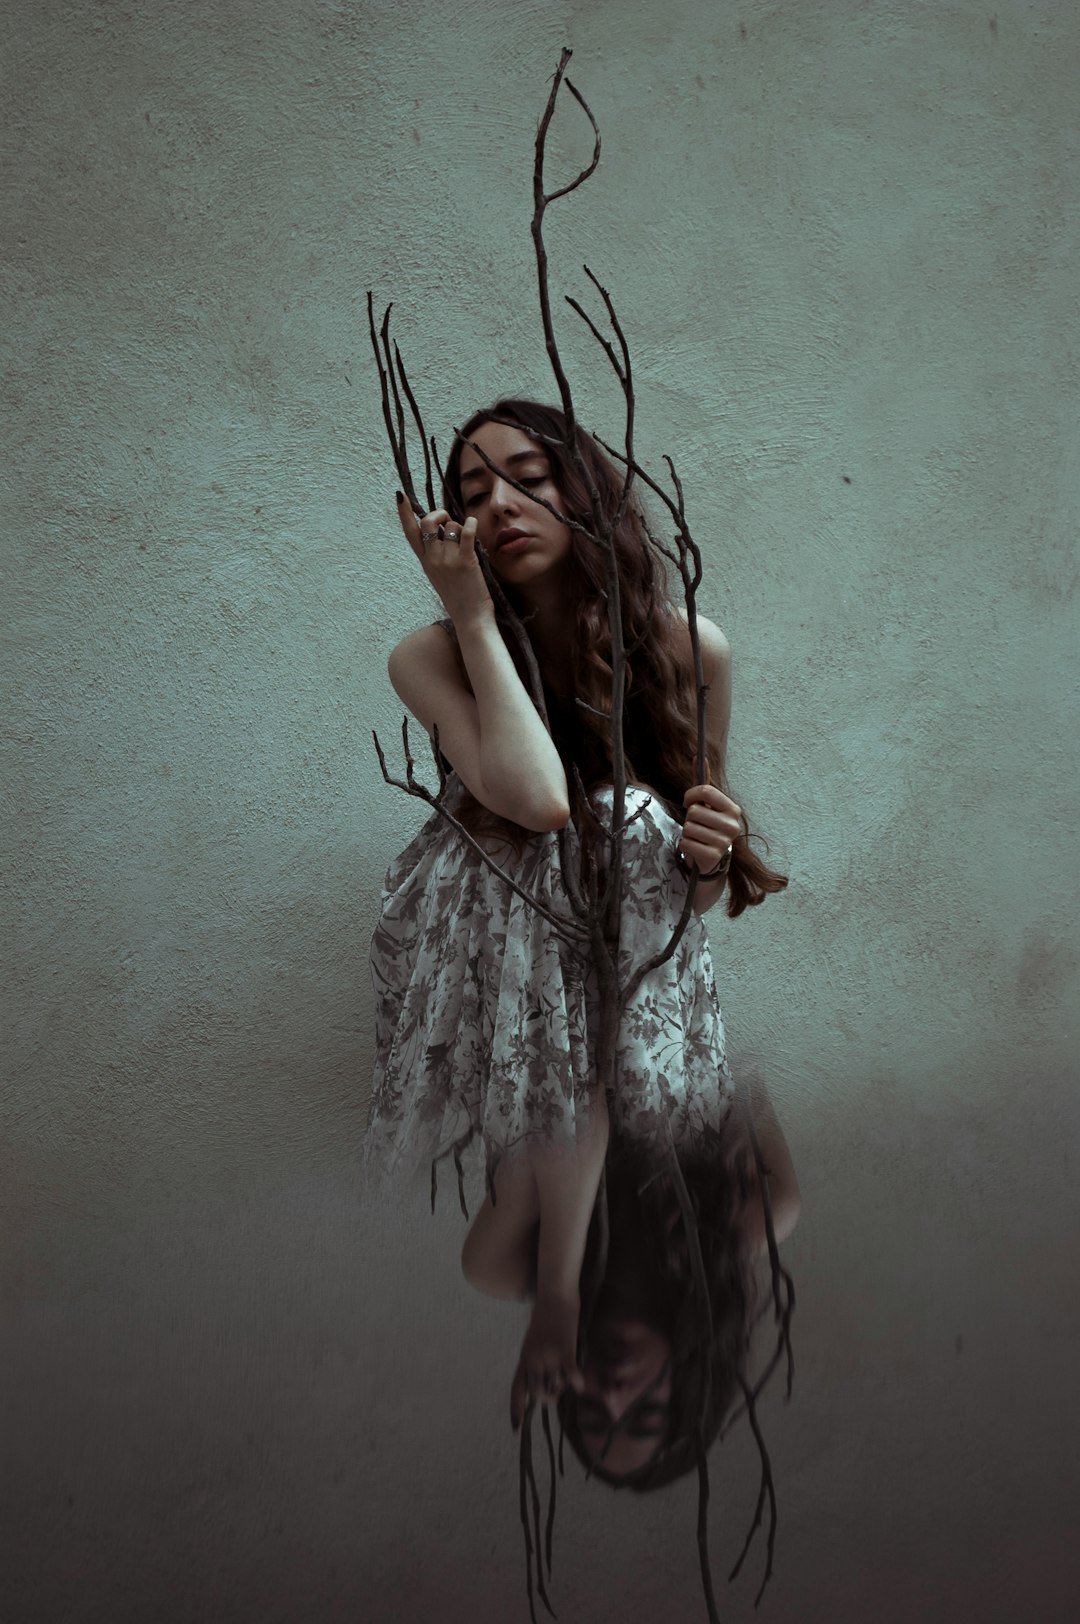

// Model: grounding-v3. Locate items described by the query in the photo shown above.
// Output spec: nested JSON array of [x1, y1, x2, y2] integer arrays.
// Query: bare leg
[[460, 1089, 610, 1300]]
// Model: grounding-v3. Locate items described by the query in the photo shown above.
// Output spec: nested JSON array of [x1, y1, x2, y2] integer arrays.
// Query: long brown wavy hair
[[438, 398, 787, 917]]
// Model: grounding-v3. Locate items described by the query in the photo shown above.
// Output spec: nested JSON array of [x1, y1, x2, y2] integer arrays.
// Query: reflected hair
[[559, 1121, 759, 1491]]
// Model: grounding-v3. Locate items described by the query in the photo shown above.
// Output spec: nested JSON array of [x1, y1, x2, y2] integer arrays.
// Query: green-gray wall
[[4, 2, 1078, 1619]]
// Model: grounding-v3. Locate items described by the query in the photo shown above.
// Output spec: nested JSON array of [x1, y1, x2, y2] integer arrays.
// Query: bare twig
[[540, 1405, 558, 1577], [727, 1374, 778, 1607], [520, 1406, 558, 1620], [448, 426, 593, 537], [695, 1441, 722, 1624], [393, 340, 434, 511], [372, 718, 590, 943], [429, 1124, 478, 1219], [368, 44, 794, 1624]]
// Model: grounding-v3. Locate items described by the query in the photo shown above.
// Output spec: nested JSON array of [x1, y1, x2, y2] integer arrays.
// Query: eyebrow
[[459, 449, 547, 489]]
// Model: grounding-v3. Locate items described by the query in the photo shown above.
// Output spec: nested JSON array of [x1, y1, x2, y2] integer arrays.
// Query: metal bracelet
[[676, 842, 733, 881]]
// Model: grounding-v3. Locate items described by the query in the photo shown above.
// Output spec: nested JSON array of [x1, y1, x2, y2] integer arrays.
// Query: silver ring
[[444, 529, 461, 541]]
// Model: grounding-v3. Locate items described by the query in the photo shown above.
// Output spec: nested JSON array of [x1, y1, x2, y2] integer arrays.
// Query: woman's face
[[574, 1315, 672, 1476], [456, 420, 574, 589]]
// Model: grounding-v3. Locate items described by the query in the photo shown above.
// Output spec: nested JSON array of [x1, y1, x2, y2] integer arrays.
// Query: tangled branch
[[368, 45, 794, 1624]]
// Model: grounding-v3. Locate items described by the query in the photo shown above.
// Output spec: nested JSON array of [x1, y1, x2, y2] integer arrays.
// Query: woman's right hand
[[396, 493, 495, 624], [510, 1290, 585, 1431]]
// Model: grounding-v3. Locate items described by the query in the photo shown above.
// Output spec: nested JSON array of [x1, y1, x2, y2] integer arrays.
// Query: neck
[[518, 604, 565, 654], [507, 605, 572, 686]]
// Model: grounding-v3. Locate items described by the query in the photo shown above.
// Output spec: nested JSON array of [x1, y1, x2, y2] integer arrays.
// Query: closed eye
[[464, 476, 545, 509]]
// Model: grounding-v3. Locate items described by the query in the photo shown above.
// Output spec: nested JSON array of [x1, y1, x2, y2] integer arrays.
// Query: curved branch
[[393, 340, 434, 511], [536, 55, 602, 208], [372, 718, 590, 942]]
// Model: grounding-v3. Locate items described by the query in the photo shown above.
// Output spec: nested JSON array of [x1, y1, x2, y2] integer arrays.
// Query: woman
[[365, 398, 793, 1452]]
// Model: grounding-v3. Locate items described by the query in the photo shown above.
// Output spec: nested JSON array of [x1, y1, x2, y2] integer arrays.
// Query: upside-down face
[[573, 1315, 673, 1476]]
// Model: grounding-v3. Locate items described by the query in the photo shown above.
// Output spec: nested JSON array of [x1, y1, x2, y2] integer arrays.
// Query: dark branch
[[695, 1441, 722, 1624], [393, 341, 434, 511], [372, 717, 590, 943], [367, 47, 795, 1624]]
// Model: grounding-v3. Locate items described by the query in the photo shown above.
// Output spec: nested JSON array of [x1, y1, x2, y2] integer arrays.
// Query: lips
[[497, 528, 528, 548]]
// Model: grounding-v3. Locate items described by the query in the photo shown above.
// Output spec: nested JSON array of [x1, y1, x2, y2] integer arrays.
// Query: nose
[[582, 1364, 636, 1423], [489, 473, 522, 515], [601, 1387, 638, 1424]]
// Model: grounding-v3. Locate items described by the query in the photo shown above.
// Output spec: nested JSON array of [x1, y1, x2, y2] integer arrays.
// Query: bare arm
[[391, 496, 570, 831], [676, 610, 734, 918], [388, 616, 570, 832]]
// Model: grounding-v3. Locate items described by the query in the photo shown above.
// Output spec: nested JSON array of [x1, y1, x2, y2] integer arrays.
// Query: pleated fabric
[[364, 772, 735, 1199]]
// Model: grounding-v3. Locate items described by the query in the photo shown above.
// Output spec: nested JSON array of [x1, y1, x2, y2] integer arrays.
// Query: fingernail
[[395, 489, 404, 504]]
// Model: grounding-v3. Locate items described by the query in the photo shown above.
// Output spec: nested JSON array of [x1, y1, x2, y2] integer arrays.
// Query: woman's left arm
[[678, 613, 737, 918]]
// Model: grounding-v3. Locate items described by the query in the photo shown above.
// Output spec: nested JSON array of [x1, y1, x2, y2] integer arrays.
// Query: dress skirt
[[364, 773, 735, 1202]]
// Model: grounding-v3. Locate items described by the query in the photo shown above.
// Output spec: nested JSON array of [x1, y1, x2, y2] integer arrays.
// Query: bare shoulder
[[672, 605, 731, 676], [389, 622, 473, 691], [385, 620, 481, 787], [389, 619, 458, 661]]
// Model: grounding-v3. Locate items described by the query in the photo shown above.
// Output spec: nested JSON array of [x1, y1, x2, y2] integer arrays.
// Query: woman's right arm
[[390, 495, 570, 832], [388, 616, 570, 831]]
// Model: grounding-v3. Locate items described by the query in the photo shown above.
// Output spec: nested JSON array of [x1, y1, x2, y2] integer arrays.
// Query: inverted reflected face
[[574, 1316, 672, 1477], [456, 420, 574, 580]]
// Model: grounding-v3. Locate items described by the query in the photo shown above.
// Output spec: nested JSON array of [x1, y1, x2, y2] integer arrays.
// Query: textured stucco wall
[[3, 1, 1079, 1620]]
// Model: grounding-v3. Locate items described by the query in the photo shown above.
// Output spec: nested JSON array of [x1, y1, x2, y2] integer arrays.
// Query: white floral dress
[[364, 744, 736, 1206]]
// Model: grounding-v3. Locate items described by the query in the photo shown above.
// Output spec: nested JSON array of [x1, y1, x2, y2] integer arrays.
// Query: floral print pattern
[[364, 766, 736, 1204]]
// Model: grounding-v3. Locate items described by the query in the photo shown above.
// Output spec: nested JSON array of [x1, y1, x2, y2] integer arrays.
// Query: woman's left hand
[[680, 760, 742, 874]]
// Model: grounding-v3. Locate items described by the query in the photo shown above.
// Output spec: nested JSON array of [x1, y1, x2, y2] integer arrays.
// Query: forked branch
[[367, 46, 792, 1623]]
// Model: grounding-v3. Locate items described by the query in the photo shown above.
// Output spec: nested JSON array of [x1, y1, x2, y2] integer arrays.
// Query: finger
[[402, 503, 451, 547], [685, 788, 742, 819], [395, 491, 420, 549], [396, 495, 442, 554], [685, 804, 738, 833], [684, 783, 733, 809], [420, 508, 451, 538], [441, 513, 479, 554], [682, 837, 737, 873]]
